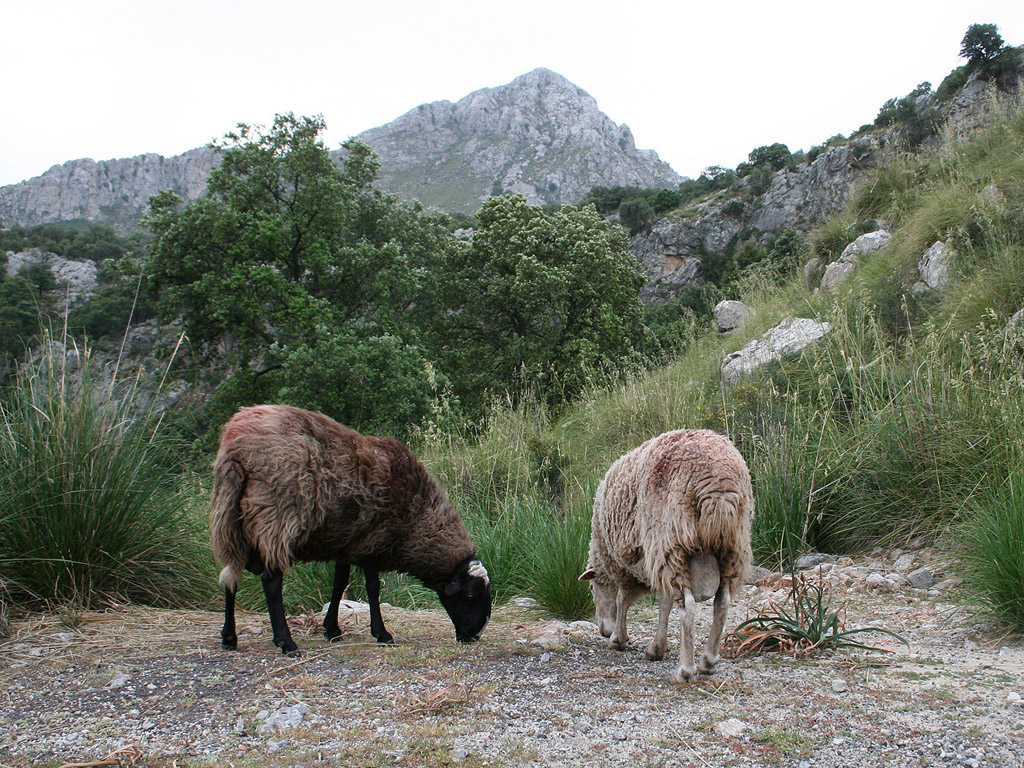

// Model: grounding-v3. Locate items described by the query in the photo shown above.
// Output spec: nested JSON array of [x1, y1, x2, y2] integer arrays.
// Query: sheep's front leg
[[221, 585, 239, 650], [609, 586, 643, 651], [363, 562, 394, 644], [644, 594, 673, 661], [261, 568, 299, 656], [323, 562, 351, 642], [698, 581, 731, 675], [672, 588, 697, 683]]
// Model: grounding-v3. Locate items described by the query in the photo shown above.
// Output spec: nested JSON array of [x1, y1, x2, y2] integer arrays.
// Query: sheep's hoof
[[643, 642, 666, 661], [697, 657, 719, 675], [375, 634, 395, 645], [609, 638, 628, 652], [276, 639, 300, 656], [221, 635, 238, 650], [324, 627, 342, 642], [672, 667, 695, 684]]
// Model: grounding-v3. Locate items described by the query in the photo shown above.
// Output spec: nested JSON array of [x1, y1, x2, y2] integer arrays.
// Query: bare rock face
[[0, 148, 217, 234], [631, 142, 878, 304], [720, 317, 832, 385], [355, 68, 681, 214], [5, 250, 98, 309]]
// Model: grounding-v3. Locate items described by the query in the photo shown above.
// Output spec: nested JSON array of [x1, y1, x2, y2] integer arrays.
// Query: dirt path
[[2, 553, 1022, 767]]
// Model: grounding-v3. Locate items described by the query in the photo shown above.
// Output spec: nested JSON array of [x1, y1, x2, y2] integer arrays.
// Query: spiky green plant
[[728, 574, 906, 656], [0, 337, 209, 609]]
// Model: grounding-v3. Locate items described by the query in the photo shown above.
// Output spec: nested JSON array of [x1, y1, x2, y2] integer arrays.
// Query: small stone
[[107, 673, 130, 690], [453, 747, 470, 760], [907, 567, 934, 589], [831, 678, 849, 693], [714, 718, 747, 738], [796, 553, 834, 569], [1007, 691, 1022, 705], [141, 720, 156, 730], [893, 554, 916, 571]]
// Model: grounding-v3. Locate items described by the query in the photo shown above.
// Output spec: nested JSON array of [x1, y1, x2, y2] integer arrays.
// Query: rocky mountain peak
[[355, 68, 681, 213]]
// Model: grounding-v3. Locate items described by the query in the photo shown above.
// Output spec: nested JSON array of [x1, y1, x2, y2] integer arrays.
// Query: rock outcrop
[[0, 149, 217, 234], [355, 68, 681, 214], [720, 317, 832, 385], [631, 141, 879, 304]]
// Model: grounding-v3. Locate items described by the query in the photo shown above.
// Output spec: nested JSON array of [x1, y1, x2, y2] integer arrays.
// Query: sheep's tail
[[210, 455, 249, 592], [697, 490, 754, 588]]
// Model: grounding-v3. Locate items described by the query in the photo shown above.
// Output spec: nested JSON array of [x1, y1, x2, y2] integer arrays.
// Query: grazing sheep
[[579, 429, 754, 682], [210, 404, 491, 655]]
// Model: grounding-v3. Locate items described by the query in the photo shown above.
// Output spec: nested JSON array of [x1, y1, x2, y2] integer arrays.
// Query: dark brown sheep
[[210, 404, 491, 655]]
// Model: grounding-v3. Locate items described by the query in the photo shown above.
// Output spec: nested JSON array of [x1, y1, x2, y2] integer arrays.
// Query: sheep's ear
[[578, 568, 597, 581]]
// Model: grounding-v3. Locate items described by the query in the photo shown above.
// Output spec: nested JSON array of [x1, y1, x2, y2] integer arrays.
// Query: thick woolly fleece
[[210, 404, 477, 592], [586, 429, 754, 598]]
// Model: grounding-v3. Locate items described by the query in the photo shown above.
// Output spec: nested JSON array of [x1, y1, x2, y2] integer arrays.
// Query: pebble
[[714, 718, 747, 738], [831, 678, 849, 693], [107, 673, 130, 690]]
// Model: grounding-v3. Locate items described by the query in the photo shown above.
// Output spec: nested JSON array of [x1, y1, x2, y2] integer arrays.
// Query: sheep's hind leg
[[261, 568, 299, 656], [644, 594, 673, 661], [221, 586, 239, 650], [323, 562, 351, 642], [672, 588, 697, 683], [698, 581, 731, 675], [363, 562, 394, 644]]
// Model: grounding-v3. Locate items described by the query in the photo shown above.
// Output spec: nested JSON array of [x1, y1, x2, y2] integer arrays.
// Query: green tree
[[144, 113, 456, 437], [434, 195, 645, 410], [960, 23, 1023, 86], [618, 197, 656, 235]]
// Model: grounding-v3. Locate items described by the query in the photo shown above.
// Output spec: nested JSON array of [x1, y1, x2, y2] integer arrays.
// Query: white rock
[[714, 718, 748, 738], [915, 241, 954, 291], [831, 678, 849, 693], [257, 703, 310, 734], [713, 300, 754, 333], [107, 673, 130, 690], [721, 317, 832, 385]]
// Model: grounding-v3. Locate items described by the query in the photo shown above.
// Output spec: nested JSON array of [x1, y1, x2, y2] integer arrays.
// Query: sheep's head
[[438, 558, 492, 642], [578, 567, 616, 638]]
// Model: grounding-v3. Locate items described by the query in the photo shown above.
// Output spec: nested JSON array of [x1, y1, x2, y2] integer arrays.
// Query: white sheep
[[579, 429, 754, 682]]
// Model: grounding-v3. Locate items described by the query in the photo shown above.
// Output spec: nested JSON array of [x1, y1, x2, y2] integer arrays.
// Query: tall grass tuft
[[463, 493, 593, 619], [958, 469, 1024, 631], [0, 337, 209, 610]]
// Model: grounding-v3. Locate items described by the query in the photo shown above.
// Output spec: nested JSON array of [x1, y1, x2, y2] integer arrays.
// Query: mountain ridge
[[0, 68, 680, 230]]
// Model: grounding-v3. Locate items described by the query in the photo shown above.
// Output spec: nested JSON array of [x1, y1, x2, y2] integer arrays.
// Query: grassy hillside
[[419, 94, 1024, 626]]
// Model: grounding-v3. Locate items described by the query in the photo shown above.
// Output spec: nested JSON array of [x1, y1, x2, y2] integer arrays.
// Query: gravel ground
[[1, 548, 1022, 768]]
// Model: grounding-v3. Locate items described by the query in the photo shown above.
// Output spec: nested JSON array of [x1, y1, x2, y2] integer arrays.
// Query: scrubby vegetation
[[1, 24, 1022, 635]]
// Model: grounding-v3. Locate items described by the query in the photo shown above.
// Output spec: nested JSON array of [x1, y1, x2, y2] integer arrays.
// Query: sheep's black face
[[438, 558, 492, 642]]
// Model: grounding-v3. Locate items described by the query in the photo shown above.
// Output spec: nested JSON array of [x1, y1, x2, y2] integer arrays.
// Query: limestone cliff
[[355, 68, 681, 213], [0, 148, 217, 234]]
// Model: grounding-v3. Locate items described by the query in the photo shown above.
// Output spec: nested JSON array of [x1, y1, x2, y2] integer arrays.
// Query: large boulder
[[721, 317, 832, 385], [913, 240, 954, 292], [713, 300, 754, 333], [818, 229, 891, 292]]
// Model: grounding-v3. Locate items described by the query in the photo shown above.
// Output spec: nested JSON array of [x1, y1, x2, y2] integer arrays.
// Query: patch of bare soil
[[1, 550, 1022, 768]]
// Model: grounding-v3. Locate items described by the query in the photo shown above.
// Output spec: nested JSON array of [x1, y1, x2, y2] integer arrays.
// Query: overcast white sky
[[2, 1, 1022, 188]]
